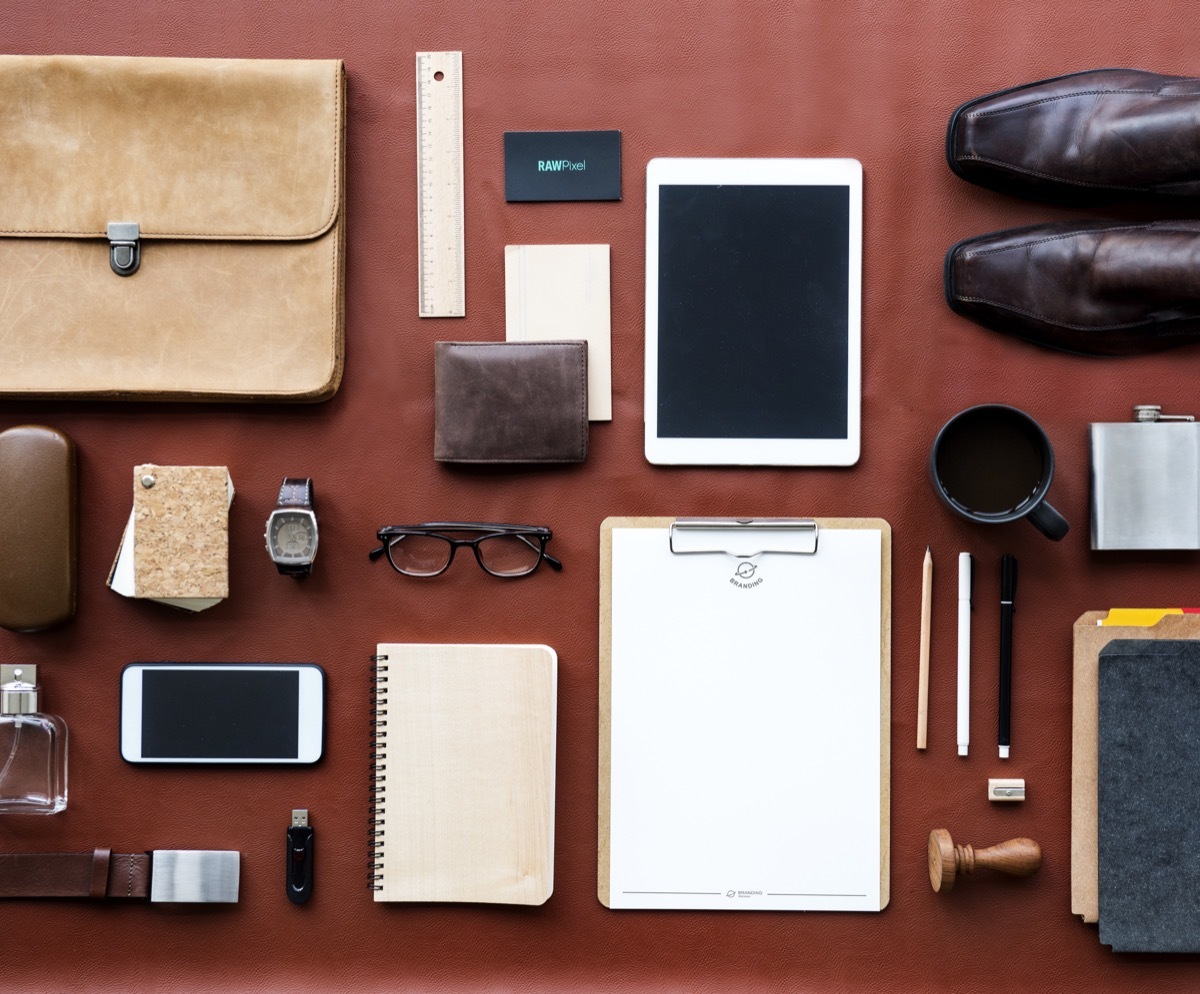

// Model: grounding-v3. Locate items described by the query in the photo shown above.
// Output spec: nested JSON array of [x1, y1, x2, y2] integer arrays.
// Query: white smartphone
[[120, 663, 324, 764]]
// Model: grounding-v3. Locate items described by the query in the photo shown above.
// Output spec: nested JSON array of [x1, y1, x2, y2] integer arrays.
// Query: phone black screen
[[140, 668, 300, 759]]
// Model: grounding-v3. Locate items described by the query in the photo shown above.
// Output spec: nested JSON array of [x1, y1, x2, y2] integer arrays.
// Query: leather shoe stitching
[[960, 227, 1139, 259], [951, 295, 1163, 333], [954, 154, 1200, 192], [952, 154, 1138, 190], [964, 89, 1159, 119], [958, 222, 1200, 260]]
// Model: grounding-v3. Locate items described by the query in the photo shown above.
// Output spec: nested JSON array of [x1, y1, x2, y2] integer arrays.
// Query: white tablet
[[644, 158, 862, 466]]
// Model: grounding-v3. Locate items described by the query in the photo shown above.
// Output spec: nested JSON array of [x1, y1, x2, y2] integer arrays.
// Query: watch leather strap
[[0, 849, 151, 900], [277, 477, 314, 509]]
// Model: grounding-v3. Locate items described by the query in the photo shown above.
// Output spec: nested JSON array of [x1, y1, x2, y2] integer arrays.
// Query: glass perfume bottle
[[0, 664, 67, 814]]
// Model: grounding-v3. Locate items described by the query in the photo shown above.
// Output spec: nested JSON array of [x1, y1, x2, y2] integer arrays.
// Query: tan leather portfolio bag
[[0, 56, 345, 402]]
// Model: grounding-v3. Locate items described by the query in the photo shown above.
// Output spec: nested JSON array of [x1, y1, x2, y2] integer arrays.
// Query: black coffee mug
[[930, 404, 1069, 541]]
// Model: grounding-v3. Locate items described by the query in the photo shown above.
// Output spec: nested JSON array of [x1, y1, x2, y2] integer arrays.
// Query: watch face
[[267, 511, 318, 562]]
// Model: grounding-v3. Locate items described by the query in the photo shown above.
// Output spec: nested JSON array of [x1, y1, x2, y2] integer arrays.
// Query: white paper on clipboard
[[601, 519, 889, 911]]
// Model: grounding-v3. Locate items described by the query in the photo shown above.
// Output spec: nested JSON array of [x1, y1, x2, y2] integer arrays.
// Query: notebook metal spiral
[[368, 654, 388, 891]]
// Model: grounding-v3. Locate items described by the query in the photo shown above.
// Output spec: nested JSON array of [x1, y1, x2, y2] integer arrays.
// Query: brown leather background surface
[[5, 1, 1200, 990]]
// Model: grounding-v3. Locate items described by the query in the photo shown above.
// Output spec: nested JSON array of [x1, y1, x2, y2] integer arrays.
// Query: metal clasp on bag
[[107, 222, 140, 277]]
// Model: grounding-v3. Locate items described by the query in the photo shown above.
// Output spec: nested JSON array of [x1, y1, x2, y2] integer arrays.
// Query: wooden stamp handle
[[928, 828, 1042, 892]]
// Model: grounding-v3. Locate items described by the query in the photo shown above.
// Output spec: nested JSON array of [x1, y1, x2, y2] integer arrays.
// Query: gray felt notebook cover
[[1099, 639, 1200, 952]]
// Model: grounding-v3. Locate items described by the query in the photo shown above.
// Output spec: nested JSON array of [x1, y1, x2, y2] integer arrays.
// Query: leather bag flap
[[0, 55, 343, 241]]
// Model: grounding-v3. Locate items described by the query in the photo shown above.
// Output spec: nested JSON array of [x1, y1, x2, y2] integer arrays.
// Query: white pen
[[957, 552, 973, 757]]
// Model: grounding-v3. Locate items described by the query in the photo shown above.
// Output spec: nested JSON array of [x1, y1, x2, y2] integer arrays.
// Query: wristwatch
[[264, 478, 318, 577]]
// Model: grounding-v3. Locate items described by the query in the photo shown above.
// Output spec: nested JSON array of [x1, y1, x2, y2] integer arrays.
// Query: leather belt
[[0, 849, 239, 902]]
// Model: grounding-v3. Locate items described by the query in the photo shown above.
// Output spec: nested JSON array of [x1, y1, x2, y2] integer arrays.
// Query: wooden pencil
[[917, 546, 933, 750]]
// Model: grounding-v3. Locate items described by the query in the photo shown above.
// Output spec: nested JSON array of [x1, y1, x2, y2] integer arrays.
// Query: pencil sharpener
[[1091, 406, 1200, 551]]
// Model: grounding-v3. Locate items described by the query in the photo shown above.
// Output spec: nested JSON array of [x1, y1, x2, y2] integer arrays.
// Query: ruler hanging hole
[[434, 71, 444, 81]]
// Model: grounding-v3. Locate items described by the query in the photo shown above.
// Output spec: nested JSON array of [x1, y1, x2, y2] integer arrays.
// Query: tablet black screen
[[657, 184, 849, 439]]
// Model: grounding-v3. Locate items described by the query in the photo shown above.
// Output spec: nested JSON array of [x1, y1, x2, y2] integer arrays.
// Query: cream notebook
[[370, 643, 557, 905], [504, 243, 612, 420]]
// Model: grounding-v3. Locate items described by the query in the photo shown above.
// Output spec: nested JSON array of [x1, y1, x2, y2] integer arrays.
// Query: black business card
[[504, 130, 622, 202]]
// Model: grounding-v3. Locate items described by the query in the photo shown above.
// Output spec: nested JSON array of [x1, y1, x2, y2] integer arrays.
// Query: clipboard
[[598, 516, 891, 911]]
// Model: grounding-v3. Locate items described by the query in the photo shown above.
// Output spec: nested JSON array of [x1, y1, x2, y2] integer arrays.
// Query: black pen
[[998, 554, 1017, 760]]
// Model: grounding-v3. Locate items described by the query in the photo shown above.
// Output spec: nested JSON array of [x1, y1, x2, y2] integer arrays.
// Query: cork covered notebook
[[107, 464, 233, 612], [369, 643, 557, 905]]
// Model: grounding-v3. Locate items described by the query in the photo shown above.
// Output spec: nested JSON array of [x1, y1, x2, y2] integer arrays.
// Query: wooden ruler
[[415, 51, 465, 317]]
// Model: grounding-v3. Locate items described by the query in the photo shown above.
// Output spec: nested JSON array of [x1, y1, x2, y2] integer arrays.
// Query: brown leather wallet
[[434, 341, 589, 463], [0, 425, 77, 632]]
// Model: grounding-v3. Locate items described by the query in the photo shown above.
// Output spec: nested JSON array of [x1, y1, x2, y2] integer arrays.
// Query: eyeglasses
[[370, 522, 563, 578]]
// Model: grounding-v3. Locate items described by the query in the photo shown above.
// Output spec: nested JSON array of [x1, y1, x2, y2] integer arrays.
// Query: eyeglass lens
[[474, 533, 544, 576], [385, 533, 453, 576]]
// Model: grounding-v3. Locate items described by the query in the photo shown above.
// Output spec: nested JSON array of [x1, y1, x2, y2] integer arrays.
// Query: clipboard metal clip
[[668, 518, 819, 558]]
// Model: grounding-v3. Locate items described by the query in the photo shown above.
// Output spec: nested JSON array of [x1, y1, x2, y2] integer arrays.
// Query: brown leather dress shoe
[[945, 220, 1200, 355], [947, 69, 1200, 203]]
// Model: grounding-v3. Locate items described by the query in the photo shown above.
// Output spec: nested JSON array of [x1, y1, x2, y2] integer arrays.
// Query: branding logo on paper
[[730, 561, 763, 590], [726, 889, 762, 899], [537, 159, 587, 172]]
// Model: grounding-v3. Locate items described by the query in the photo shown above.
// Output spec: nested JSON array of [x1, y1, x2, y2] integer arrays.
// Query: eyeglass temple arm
[[513, 533, 563, 571], [368, 545, 387, 561]]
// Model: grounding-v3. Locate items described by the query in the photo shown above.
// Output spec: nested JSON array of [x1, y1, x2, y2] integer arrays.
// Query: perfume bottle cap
[[0, 664, 39, 715]]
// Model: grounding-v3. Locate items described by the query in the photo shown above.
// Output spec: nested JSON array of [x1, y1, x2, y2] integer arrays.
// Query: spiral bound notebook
[[369, 643, 557, 905]]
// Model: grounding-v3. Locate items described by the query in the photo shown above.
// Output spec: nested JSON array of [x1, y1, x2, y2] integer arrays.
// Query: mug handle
[[1027, 500, 1069, 541]]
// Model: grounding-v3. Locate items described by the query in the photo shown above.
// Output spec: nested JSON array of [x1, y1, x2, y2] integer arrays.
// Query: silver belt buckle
[[149, 850, 240, 903]]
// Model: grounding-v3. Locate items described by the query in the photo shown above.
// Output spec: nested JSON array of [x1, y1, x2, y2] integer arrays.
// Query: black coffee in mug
[[930, 405, 1069, 540]]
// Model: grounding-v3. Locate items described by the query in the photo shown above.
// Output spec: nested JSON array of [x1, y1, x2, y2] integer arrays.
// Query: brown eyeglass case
[[434, 341, 589, 463], [0, 425, 77, 632]]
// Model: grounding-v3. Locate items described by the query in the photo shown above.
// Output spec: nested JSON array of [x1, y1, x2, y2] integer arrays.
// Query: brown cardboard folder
[[1071, 610, 1200, 922]]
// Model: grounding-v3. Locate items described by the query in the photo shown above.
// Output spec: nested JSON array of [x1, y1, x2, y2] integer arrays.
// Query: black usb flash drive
[[286, 808, 314, 904]]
